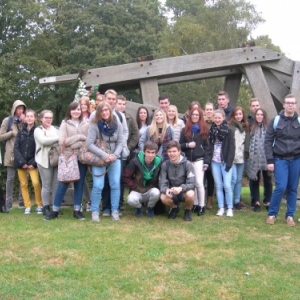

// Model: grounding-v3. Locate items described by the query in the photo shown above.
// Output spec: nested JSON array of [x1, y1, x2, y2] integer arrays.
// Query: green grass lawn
[[1, 187, 300, 300]]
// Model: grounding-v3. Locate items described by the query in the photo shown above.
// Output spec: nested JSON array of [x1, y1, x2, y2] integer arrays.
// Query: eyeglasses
[[285, 102, 296, 105]]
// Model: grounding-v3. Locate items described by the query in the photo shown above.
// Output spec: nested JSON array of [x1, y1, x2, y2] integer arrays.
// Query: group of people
[[0, 89, 299, 226]]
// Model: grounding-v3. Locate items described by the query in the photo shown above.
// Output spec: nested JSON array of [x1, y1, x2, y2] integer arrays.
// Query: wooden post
[[140, 78, 159, 107], [223, 73, 242, 106]]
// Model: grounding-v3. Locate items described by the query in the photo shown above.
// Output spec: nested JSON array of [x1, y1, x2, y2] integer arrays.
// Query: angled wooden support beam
[[223, 73, 242, 106], [243, 63, 277, 117], [261, 57, 294, 76], [269, 70, 291, 90], [139, 78, 159, 107], [290, 61, 300, 110]]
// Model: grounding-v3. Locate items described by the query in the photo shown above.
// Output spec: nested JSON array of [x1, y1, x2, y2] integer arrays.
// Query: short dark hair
[[117, 95, 126, 101], [217, 91, 229, 99], [64, 102, 82, 121], [144, 141, 158, 153], [166, 140, 181, 151], [158, 95, 169, 102], [285, 94, 296, 101]]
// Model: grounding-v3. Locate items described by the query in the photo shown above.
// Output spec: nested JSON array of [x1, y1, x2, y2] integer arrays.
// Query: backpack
[[115, 110, 123, 123]]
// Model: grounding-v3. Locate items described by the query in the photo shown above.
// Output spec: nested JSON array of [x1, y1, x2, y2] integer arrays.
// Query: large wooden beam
[[139, 78, 159, 107], [223, 73, 242, 106], [290, 61, 300, 109], [243, 63, 277, 117], [261, 57, 294, 76]]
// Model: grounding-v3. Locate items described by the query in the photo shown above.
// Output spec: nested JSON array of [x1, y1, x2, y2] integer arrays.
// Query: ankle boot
[[197, 206, 205, 216], [206, 196, 212, 209], [192, 205, 199, 213], [44, 211, 59, 221], [1, 206, 9, 213], [43, 205, 51, 216]]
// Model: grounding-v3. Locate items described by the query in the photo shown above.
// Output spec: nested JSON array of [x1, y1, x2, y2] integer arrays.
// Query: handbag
[[57, 140, 80, 183], [49, 142, 61, 167]]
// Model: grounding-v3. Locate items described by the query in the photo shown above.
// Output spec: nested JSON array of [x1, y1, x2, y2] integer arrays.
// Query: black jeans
[[250, 170, 273, 202]]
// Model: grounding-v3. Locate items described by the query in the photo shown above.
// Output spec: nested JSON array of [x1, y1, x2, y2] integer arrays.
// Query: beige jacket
[[0, 100, 26, 166]]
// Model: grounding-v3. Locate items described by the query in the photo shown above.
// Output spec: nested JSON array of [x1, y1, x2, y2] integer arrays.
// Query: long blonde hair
[[166, 105, 179, 127], [148, 108, 167, 143]]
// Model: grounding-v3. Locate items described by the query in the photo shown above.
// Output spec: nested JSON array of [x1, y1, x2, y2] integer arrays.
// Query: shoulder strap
[[273, 115, 280, 130], [115, 110, 123, 123], [7, 116, 13, 132]]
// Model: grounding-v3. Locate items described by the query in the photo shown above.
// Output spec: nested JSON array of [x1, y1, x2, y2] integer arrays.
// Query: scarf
[[97, 118, 117, 136], [231, 120, 245, 133], [191, 124, 200, 134], [247, 124, 267, 180], [209, 120, 229, 144]]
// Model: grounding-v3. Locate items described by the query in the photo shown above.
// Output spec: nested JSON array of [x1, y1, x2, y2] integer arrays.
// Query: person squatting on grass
[[265, 94, 300, 227], [159, 140, 196, 221], [209, 109, 235, 217], [14, 109, 43, 214], [122, 142, 162, 218]]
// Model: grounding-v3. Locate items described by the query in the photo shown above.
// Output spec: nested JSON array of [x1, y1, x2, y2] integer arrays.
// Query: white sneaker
[[36, 206, 43, 214], [24, 207, 31, 214], [111, 210, 120, 221], [226, 208, 233, 217], [91, 211, 100, 222], [216, 208, 225, 216]]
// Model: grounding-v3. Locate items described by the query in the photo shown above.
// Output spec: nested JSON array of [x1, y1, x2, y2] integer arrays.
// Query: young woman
[[34, 110, 59, 215], [87, 101, 123, 222], [166, 105, 185, 142], [136, 106, 150, 139], [228, 106, 250, 210], [209, 109, 235, 217], [180, 107, 211, 215], [181, 101, 201, 124], [204, 102, 215, 209], [45, 102, 89, 220], [139, 108, 174, 161], [247, 108, 272, 212], [14, 109, 43, 214]]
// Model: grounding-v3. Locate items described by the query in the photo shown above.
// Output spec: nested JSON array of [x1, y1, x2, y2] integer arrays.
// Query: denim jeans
[[53, 161, 87, 211], [268, 157, 300, 218], [211, 161, 233, 209], [91, 159, 121, 213], [231, 163, 244, 204]]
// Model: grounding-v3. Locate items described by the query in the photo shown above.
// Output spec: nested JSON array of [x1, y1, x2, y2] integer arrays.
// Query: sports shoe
[[168, 206, 180, 219], [266, 215, 276, 225], [102, 209, 110, 217], [86, 202, 91, 212], [197, 206, 205, 216], [24, 207, 31, 214], [44, 211, 58, 221], [91, 211, 100, 222], [146, 207, 154, 218], [286, 216, 295, 227], [111, 210, 120, 221], [36, 206, 43, 214], [42, 205, 51, 216], [183, 209, 192, 221], [253, 204, 261, 212], [135, 208, 143, 217], [73, 210, 85, 220], [216, 208, 225, 216], [234, 203, 242, 210], [226, 208, 233, 217]]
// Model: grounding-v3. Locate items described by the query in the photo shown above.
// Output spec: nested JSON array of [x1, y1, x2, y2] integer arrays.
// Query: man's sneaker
[[44, 211, 58, 221], [36, 206, 43, 214], [226, 208, 233, 217], [91, 211, 100, 222], [24, 207, 31, 214], [197, 206, 205, 216], [286, 216, 295, 227], [234, 203, 242, 210], [86, 202, 91, 212], [253, 204, 261, 212], [216, 208, 225, 216], [42, 205, 51, 216], [102, 209, 110, 217], [146, 207, 154, 218], [111, 210, 120, 221], [168, 206, 180, 219], [135, 208, 143, 217], [19, 203, 25, 209], [183, 209, 192, 221], [266, 215, 276, 225], [73, 210, 85, 220]]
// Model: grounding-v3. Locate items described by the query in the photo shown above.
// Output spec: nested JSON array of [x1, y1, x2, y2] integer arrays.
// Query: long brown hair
[[93, 101, 114, 124], [228, 106, 249, 131], [251, 108, 269, 134], [184, 107, 208, 140], [64, 102, 82, 121]]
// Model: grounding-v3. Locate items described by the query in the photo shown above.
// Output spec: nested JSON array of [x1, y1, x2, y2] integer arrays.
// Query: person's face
[[159, 98, 170, 112], [205, 104, 214, 118], [250, 101, 260, 113], [80, 100, 88, 113], [96, 95, 102, 105], [139, 109, 147, 122], [100, 105, 110, 120], [167, 108, 175, 120], [155, 111, 164, 124], [191, 110, 200, 124], [234, 110, 243, 122], [283, 97, 297, 115], [25, 112, 36, 125], [41, 112, 53, 128], [70, 105, 81, 121], [115, 100, 126, 112], [217, 95, 229, 109], [105, 93, 117, 108], [255, 110, 264, 123], [15, 106, 25, 118], [144, 149, 157, 164], [214, 112, 224, 126], [167, 146, 180, 163]]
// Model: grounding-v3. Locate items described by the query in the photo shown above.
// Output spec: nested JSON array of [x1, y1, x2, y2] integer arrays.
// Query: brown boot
[[206, 196, 212, 210]]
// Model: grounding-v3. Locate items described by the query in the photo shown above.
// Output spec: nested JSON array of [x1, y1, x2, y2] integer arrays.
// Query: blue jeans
[[231, 163, 244, 204], [53, 161, 87, 211], [211, 161, 233, 209], [91, 159, 121, 213], [268, 157, 300, 218]]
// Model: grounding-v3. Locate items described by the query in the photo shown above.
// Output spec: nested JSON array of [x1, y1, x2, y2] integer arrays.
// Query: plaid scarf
[[209, 120, 229, 144]]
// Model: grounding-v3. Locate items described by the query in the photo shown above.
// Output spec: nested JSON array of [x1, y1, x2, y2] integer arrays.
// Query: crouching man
[[122, 142, 162, 218], [159, 140, 196, 221]]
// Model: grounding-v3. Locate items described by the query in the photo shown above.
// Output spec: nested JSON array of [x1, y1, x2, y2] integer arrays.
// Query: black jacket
[[14, 124, 37, 168], [265, 111, 300, 163]]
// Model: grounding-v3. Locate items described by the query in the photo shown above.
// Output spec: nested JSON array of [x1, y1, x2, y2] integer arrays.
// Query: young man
[[247, 98, 260, 127], [159, 140, 195, 221], [158, 95, 170, 112], [0, 100, 26, 210], [265, 94, 300, 226], [122, 142, 161, 218], [217, 91, 234, 121]]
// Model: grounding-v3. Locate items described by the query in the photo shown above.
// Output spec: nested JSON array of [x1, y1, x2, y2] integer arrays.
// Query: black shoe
[[1, 206, 9, 213], [234, 203, 242, 211], [168, 206, 180, 219], [42, 205, 51, 216], [73, 210, 85, 220], [44, 211, 59, 221], [197, 206, 205, 216], [183, 209, 192, 221], [146, 207, 154, 218], [253, 204, 261, 212], [251, 200, 255, 208], [192, 205, 199, 213]]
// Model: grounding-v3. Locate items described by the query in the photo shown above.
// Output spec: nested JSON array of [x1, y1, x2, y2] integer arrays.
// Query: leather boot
[[206, 196, 212, 209], [42, 205, 51, 216]]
